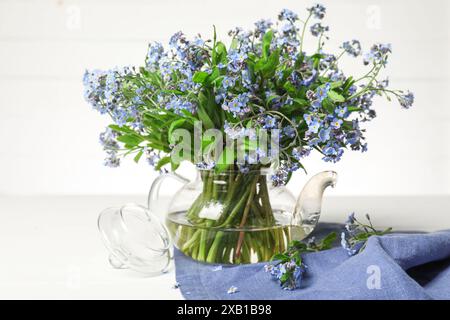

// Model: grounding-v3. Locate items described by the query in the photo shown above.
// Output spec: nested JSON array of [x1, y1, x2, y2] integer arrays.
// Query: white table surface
[[1, 195, 449, 300]]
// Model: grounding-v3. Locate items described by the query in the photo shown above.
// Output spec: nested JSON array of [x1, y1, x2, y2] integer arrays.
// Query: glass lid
[[98, 203, 171, 275]]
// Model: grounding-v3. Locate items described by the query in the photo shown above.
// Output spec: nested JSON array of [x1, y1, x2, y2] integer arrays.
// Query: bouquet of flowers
[[84, 4, 413, 264]]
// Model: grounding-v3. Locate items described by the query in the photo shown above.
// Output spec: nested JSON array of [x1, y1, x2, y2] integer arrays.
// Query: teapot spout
[[293, 171, 338, 236]]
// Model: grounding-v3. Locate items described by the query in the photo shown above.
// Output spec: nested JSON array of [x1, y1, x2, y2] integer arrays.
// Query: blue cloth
[[174, 226, 450, 300]]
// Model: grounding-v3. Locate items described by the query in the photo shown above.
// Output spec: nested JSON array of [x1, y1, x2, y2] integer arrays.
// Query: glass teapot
[[148, 168, 337, 265]]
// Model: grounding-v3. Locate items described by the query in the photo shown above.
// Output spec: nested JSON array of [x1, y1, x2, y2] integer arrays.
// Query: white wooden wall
[[0, 0, 449, 195]]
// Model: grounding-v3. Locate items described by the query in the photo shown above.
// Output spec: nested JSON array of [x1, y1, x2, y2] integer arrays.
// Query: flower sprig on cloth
[[341, 213, 392, 256], [265, 232, 336, 290], [265, 213, 391, 290]]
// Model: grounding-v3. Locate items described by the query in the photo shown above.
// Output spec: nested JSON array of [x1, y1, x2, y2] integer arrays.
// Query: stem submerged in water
[[176, 170, 289, 264]]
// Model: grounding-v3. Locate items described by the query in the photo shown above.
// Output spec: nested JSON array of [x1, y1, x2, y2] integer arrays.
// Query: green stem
[[197, 228, 208, 261], [299, 13, 312, 55], [218, 186, 252, 228], [175, 171, 288, 264], [206, 231, 225, 263], [235, 177, 258, 259]]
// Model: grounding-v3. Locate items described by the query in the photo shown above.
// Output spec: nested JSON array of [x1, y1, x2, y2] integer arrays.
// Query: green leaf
[[262, 30, 273, 59], [197, 107, 215, 129], [155, 156, 171, 171], [354, 233, 370, 241], [343, 76, 355, 92], [280, 98, 309, 115], [310, 53, 324, 69], [230, 38, 239, 51], [293, 98, 309, 106], [206, 67, 220, 85], [143, 113, 165, 126], [109, 124, 135, 134], [197, 92, 216, 129], [193, 69, 220, 87], [243, 137, 258, 151], [169, 119, 186, 138], [347, 106, 362, 112], [145, 140, 168, 152], [116, 134, 144, 147], [283, 81, 297, 95], [192, 71, 209, 84], [266, 94, 280, 106], [133, 150, 143, 163], [294, 52, 305, 69], [291, 241, 307, 251], [179, 110, 199, 122], [380, 227, 393, 235], [330, 81, 343, 89], [327, 90, 345, 103], [280, 104, 301, 115], [160, 88, 185, 95], [215, 144, 234, 173], [280, 272, 291, 283], [171, 158, 180, 171], [201, 136, 213, 148], [321, 98, 335, 113], [271, 253, 289, 262], [310, 53, 325, 60], [259, 50, 280, 78], [213, 42, 227, 66], [319, 232, 337, 250], [212, 25, 217, 49]]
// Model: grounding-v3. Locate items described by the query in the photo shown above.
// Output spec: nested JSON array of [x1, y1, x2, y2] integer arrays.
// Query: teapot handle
[[147, 171, 191, 214]]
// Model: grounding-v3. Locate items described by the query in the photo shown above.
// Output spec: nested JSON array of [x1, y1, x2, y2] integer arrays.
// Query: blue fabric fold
[[174, 227, 450, 300]]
